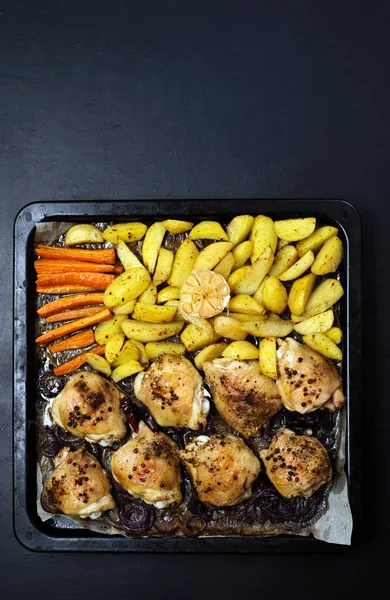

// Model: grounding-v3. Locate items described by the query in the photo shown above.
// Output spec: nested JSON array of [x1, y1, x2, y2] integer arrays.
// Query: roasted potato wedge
[[294, 309, 334, 335], [301, 279, 344, 319], [213, 316, 247, 341], [130, 340, 149, 367], [168, 239, 199, 288], [252, 275, 269, 304], [241, 318, 294, 338], [94, 315, 127, 345], [65, 224, 104, 246], [180, 323, 220, 351], [132, 303, 177, 323], [122, 319, 184, 343], [326, 327, 342, 345], [194, 342, 228, 370], [189, 221, 229, 241], [222, 340, 259, 360], [112, 298, 137, 315], [194, 241, 233, 270], [105, 333, 125, 364], [269, 245, 299, 277], [112, 360, 144, 382], [287, 273, 317, 316], [276, 238, 290, 251], [116, 239, 146, 271], [153, 248, 174, 286], [138, 283, 158, 305], [157, 286, 180, 303], [85, 353, 112, 377], [228, 245, 273, 295], [259, 337, 278, 379], [232, 240, 253, 269], [279, 250, 314, 281], [102, 222, 147, 244], [111, 340, 140, 367], [311, 236, 343, 275], [104, 268, 151, 308], [296, 225, 338, 257], [145, 341, 186, 360], [226, 214, 255, 246], [303, 334, 342, 360], [142, 222, 166, 274], [213, 251, 235, 279], [274, 218, 316, 242], [250, 215, 277, 263], [261, 276, 288, 314], [228, 294, 265, 316], [162, 219, 194, 234]]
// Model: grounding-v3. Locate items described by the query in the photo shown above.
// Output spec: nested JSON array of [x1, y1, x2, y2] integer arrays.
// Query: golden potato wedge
[[232, 240, 253, 269], [142, 222, 166, 274], [326, 327, 342, 345], [194, 342, 228, 370], [65, 224, 104, 246], [228, 246, 274, 295], [180, 323, 220, 351], [228, 294, 265, 316], [303, 334, 342, 360], [279, 250, 314, 281], [213, 251, 235, 279], [241, 318, 294, 338], [111, 340, 140, 367], [301, 279, 344, 319], [85, 353, 112, 377], [213, 316, 247, 341], [250, 215, 277, 263], [144, 341, 186, 360], [94, 315, 127, 345], [130, 340, 149, 367], [112, 298, 137, 315], [287, 273, 317, 316], [122, 319, 184, 343], [226, 215, 255, 246], [153, 248, 174, 286], [311, 236, 343, 275], [252, 275, 269, 304], [259, 337, 278, 379], [132, 303, 177, 323], [189, 221, 229, 241], [218, 311, 265, 322], [194, 241, 233, 270], [168, 239, 199, 288], [103, 268, 151, 307], [138, 283, 157, 305], [105, 333, 125, 364], [162, 219, 194, 234], [274, 218, 316, 242], [157, 286, 180, 303], [116, 239, 146, 271], [112, 360, 144, 382], [102, 222, 147, 244], [269, 245, 299, 277], [276, 238, 290, 251], [222, 341, 259, 360], [262, 276, 288, 314], [296, 225, 338, 257], [294, 309, 334, 335]]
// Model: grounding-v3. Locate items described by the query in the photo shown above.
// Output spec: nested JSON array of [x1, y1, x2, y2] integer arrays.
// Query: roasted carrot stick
[[36, 245, 116, 264], [36, 285, 98, 295], [34, 260, 122, 274], [37, 293, 105, 317], [45, 306, 104, 323], [53, 345, 106, 376], [36, 308, 111, 345], [48, 329, 96, 353], [113, 265, 124, 274], [36, 272, 115, 290]]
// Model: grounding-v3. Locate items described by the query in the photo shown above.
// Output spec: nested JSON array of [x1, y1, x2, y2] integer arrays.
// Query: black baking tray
[[13, 199, 362, 552]]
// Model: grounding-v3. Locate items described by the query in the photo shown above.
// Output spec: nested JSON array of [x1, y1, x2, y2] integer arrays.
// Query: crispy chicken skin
[[203, 358, 282, 437], [276, 338, 344, 414], [43, 447, 115, 517], [111, 422, 182, 508], [133, 354, 209, 429], [260, 428, 332, 499], [180, 433, 260, 506]]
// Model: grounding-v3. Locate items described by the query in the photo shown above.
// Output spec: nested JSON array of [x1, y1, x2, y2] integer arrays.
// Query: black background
[[1, 1, 389, 599]]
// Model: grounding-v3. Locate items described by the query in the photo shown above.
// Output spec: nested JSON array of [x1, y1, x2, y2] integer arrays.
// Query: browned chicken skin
[[260, 428, 332, 498], [203, 358, 282, 437], [276, 338, 344, 414], [43, 447, 115, 517], [133, 354, 209, 429], [51, 371, 127, 445], [180, 433, 260, 506], [111, 422, 182, 508]]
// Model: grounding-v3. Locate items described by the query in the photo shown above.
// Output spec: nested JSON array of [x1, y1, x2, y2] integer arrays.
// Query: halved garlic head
[[180, 270, 230, 318]]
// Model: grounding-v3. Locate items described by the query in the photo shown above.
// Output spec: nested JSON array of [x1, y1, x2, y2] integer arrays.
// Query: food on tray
[[65, 223, 105, 246], [180, 433, 260, 506], [311, 236, 343, 275], [274, 217, 316, 242]]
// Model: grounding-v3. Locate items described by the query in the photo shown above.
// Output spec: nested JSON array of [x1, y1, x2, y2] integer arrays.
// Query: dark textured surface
[[1, 0, 390, 598]]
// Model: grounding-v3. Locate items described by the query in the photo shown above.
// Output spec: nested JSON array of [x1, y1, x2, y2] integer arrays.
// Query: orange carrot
[[36, 308, 112, 345], [36, 285, 98, 295], [36, 272, 115, 290], [34, 260, 121, 274], [36, 245, 116, 264], [53, 345, 106, 376], [48, 329, 96, 353], [45, 306, 104, 323], [37, 293, 105, 317], [113, 265, 124, 274]]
